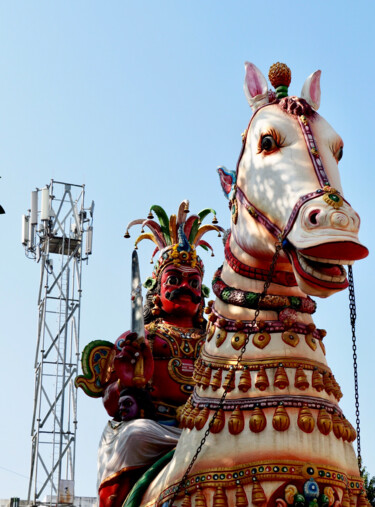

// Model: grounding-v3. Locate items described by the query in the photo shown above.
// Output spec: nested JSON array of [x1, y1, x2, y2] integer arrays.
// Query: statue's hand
[[113, 331, 154, 387]]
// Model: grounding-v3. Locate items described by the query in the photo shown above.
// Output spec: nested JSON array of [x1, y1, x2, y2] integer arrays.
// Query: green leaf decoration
[[143, 276, 157, 290], [150, 204, 171, 245], [188, 208, 217, 243], [202, 284, 210, 298]]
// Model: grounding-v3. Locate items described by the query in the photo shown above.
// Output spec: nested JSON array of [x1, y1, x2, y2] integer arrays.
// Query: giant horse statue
[[131, 62, 369, 506]]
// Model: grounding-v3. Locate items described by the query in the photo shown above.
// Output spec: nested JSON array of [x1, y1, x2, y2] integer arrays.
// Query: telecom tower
[[22, 181, 94, 506]]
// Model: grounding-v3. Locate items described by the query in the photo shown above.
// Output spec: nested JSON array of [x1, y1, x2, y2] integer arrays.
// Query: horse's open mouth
[[288, 248, 349, 289]]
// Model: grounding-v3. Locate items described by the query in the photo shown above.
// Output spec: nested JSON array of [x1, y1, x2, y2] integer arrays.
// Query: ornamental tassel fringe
[[252, 480, 267, 506], [332, 412, 345, 439], [195, 406, 210, 431], [228, 406, 245, 435], [317, 408, 332, 435], [323, 372, 334, 395], [297, 405, 315, 433], [181, 492, 191, 507], [213, 485, 228, 507], [235, 482, 248, 507], [311, 368, 324, 392], [194, 361, 204, 384], [200, 366, 212, 389], [249, 406, 267, 433], [331, 375, 343, 400], [255, 366, 269, 391], [341, 488, 350, 507], [238, 368, 252, 392], [358, 492, 371, 507], [294, 365, 309, 390], [210, 369, 223, 391], [210, 408, 225, 434], [274, 364, 289, 389], [195, 486, 207, 507], [222, 370, 236, 392], [181, 402, 193, 429], [272, 404, 290, 431], [342, 418, 352, 442], [186, 407, 200, 430]]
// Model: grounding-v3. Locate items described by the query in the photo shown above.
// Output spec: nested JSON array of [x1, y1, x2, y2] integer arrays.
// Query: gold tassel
[[181, 492, 192, 507], [210, 369, 223, 391], [228, 406, 245, 435], [274, 363, 289, 389], [311, 368, 325, 392], [235, 482, 248, 507], [255, 366, 269, 391], [180, 402, 193, 428], [331, 375, 343, 400], [323, 372, 334, 395], [297, 405, 315, 433], [348, 420, 357, 442], [210, 408, 225, 434], [251, 479, 267, 506], [358, 492, 371, 507], [332, 412, 345, 439], [195, 486, 207, 507], [193, 359, 202, 383], [272, 404, 290, 431], [342, 418, 352, 442], [317, 407, 332, 435], [186, 407, 200, 430], [350, 493, 356, 507], [222, 370, 236, 392], [238, 368, 252, 392], [342, 488, 350, 507], [249, 406, 267, 433], [213, 485, 228, 507], [200, 366, 212, 389], [294, 365, 309, 390], [195, 361, 204, 384], [195, 406, 210, 431]]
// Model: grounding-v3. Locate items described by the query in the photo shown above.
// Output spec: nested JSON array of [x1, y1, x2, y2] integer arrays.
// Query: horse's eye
[[261, 135, 277, 152], [335, 146, 343, 162]]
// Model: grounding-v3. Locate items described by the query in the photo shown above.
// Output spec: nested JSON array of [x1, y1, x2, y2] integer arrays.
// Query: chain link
[[348, 265, 362, 470], [168, 242, 283, 506]]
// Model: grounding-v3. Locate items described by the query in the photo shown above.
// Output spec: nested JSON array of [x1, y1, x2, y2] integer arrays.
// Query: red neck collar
[[224, 233, 297, 287]]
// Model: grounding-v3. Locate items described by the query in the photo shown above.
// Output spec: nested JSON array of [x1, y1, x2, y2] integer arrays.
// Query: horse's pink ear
[[243, 62, 269, 111], [217, 166, 236, 200], [301, 70, 321, 111]]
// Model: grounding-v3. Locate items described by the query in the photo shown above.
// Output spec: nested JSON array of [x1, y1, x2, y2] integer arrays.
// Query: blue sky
[[1, 1, 375, 499]]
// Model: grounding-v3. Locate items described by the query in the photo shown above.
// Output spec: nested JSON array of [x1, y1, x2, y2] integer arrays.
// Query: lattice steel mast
[[22, 181, 94, 506]]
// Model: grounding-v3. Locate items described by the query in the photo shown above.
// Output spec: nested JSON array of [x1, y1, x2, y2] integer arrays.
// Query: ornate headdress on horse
[[124, 200, 224, 292]]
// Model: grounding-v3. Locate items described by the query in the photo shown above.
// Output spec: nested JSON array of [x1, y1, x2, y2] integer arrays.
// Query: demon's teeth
[[297, 252, 347, 283]]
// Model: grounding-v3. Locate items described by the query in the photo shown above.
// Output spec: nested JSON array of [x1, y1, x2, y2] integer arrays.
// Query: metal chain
[[348, 265, 362, 470], [168, 242, 283, 506]]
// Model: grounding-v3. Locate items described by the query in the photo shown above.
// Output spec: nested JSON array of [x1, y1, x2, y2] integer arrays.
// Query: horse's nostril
[[308, 210, 320, 225]]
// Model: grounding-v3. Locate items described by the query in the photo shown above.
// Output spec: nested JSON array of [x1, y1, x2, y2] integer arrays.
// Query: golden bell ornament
[[210, 408, 225, 434], [332, 412, 345, 439], [180, 403, 193, 428], [331, 376, 343, 400], [348, 420, 357, 442], [255, 366, 269, 391], [312, 368, 325, 392], [323, 372, 334, 395], [317, 408, 332, 435], [252, 479, 267, 506], [193, 360, 203, 383], [186, 407, 200, 430], [274, 364, 289, 390], [195, 406, 210, 431], [213, 485, 228, 507], [272, 404, 290, 431], [210, 369, 223, 391], [341, 418, 352, 442], [297, 406, 315, 433], [249, 406, 267, 433], [223, 370, 236, 392], [181, 492, 192, 507], [341, 488, 350, 507], [200, 366, 212, 389], [195, 486, 207, 507], [294, 365, 309, 390], [235, 482, 248, 507], [238, 368, 252, 392], [228, 406, 245, 435]]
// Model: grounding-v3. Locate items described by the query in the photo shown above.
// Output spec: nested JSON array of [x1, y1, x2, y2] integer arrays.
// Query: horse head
[[219, 62, 368, 297]]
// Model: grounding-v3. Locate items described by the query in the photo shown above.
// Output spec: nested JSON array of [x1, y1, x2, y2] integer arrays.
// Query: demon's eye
[[189, 278, 200, 289], [166, 275, 180, 285]]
